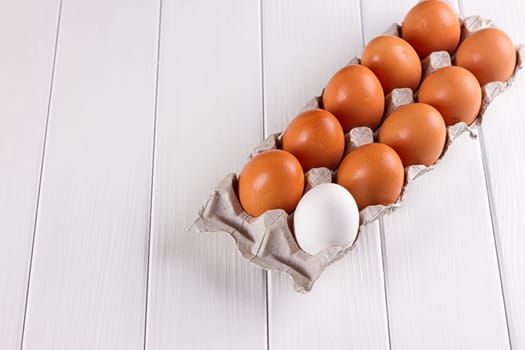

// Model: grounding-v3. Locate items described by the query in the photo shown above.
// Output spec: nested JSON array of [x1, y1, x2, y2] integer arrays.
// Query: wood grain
[[144, 0, 267, 349], [361, 0, 510, 348], [460, 0, 525, 348], [380, 135, 509, 349], [263, 1, 389, 349], [20, 0, 160, 348], [0, 0, 60, 348], [1, 0, 523, 349]]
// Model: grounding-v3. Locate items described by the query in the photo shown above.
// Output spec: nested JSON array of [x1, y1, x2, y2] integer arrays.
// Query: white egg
[[293, 183, 360, 255]]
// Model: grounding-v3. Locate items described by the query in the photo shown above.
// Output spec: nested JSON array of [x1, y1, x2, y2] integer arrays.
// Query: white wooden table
[[1, 0, 524, 349]]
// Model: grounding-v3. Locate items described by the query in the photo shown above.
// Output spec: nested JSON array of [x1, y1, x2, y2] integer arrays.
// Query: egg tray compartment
[[191, 15, 525, 293]]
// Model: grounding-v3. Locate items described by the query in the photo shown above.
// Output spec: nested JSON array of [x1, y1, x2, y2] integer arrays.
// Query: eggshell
[[379, 103, 447, 167], [336, 143, 404, 210], [361, 35, 422, 94], [238, 150, 304, 217], [293, 183, 359, 256], [194, 14, 525, 293], [322, 64, 385, 132], [418, 66, 482, 126], [455, 28, 516, 86], [401, 0, 461, 59], [282, 109, 345, 171]]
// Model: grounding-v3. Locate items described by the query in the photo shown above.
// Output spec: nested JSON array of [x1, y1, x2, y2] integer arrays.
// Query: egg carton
[[191, 16, 525, 293]]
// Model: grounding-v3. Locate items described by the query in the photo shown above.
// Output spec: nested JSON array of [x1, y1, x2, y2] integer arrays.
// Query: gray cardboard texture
[[191, 16, 524, 292]]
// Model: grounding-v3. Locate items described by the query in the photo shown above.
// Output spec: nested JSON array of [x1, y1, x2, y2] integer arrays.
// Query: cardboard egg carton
[[191, 16, 524, 292]]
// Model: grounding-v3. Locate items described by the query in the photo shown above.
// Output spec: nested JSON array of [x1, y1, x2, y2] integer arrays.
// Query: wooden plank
[[460, 0, 525, 348], [0, 0, 61, 348], [268, 229, 390, 349], [263, 1, 390, 349], [379, 136, 509, 349], [144, 0, 267, 349], [361, 0, 510, 348], [20, 0, 160, 348]]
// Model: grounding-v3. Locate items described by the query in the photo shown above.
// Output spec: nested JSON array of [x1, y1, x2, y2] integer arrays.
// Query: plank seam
[[379, 218, 393, 350], [478, 128, 513, 350], [143, 0, 164, 348], [358, 0, 367, 46], [260, 0, 267, 140], [456, 1, 513, 348], [259, 1, 270, 349], [19, 0, 64, 348], [358, 0, 392, 348]]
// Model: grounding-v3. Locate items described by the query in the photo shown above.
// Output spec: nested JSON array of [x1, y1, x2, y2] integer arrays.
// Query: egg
[[293, 183, 360, 256], [322, 64, 385, 132], [238, 150, 304, 217], [282, 109, 345, 171], [455, 28, 516, 86], [418, 66, 482, 125], [336, 143, 404, 210], [379, 103, 446, 167], [401, 0, 461, 59], [361, 35, 422, 94]]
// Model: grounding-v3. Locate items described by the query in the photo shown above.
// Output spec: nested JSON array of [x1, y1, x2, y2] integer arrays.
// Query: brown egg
[[379, 103, 446, 167], [361, 35, 422, 94], [455, 28, 516, 86], [238, 150, 304, 217], [323, 64, 385, 132], [402, 0, 461, 59], [418, 66, 482, 126], [336, 143, 404, 210], [282, 109, 345, 171]]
